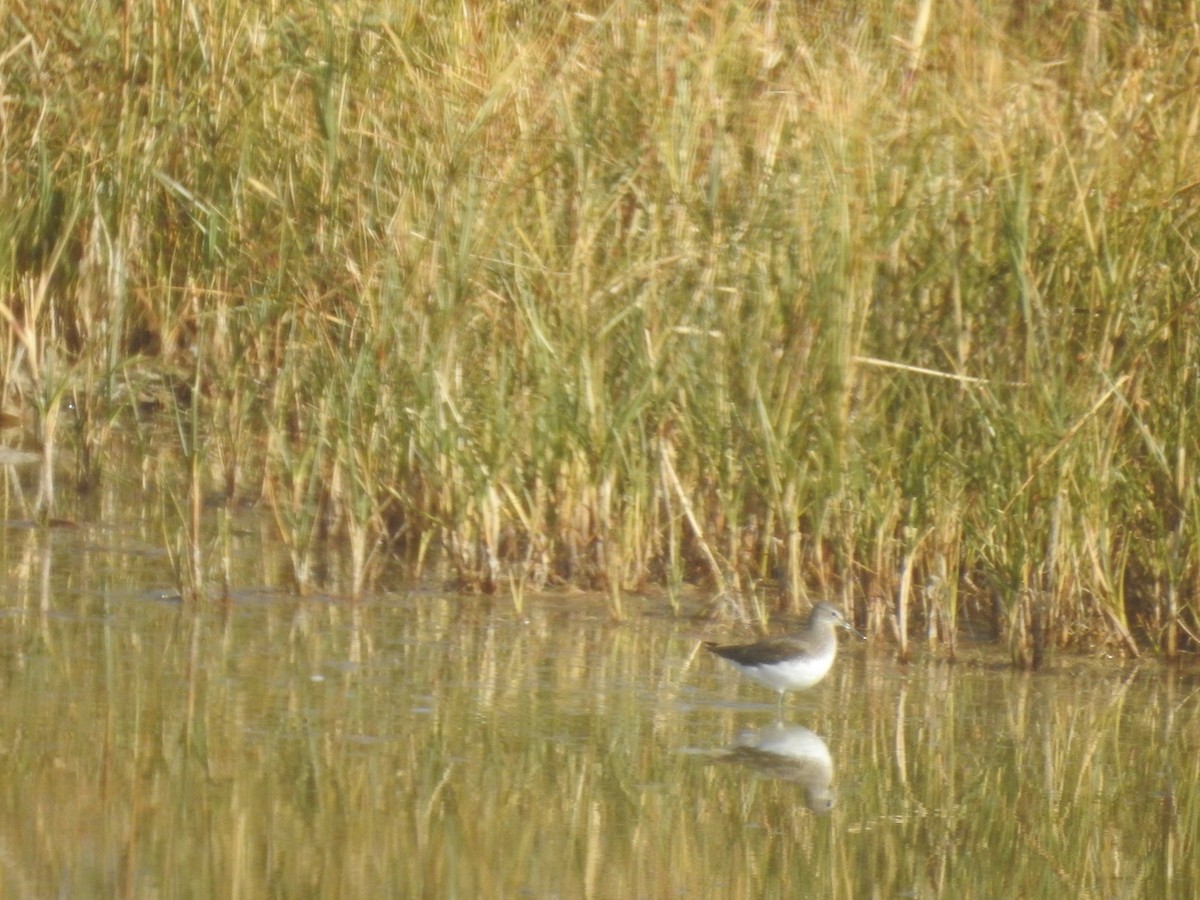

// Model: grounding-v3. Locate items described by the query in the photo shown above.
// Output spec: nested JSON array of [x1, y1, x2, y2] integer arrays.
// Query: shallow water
[[2, 504, 1199, 898]]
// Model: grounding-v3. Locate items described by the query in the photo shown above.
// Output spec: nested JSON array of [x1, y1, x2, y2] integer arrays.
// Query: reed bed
[[2, 1, 1198, 657]]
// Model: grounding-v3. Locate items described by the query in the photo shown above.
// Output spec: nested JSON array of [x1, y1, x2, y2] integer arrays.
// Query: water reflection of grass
[[3, 3, 1199, 655], [4, 591, 1197, 897], [841, 657, 1200, 898]]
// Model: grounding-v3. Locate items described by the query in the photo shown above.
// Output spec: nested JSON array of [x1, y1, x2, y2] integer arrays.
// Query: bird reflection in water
[[721, 722, 835, 814]]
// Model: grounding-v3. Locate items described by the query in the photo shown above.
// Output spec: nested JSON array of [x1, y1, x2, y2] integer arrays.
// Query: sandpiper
[[705, 602, 862, 703]]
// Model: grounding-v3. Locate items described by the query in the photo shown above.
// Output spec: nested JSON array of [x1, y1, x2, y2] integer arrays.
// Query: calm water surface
[[2, 507, 1199, 898]]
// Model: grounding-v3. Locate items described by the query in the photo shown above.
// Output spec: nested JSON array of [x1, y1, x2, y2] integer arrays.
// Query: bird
[[704, 602, 862, 704]]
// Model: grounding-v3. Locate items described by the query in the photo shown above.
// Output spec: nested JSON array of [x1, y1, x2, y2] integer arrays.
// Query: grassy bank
[[2, 1, 1198, 659]]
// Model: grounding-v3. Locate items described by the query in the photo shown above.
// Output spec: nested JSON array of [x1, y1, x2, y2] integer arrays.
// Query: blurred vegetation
[[2, 0, 1198, 658]]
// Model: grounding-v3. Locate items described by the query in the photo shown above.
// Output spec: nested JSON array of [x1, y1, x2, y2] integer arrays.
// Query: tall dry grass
[[2, 1, 1198, 657]]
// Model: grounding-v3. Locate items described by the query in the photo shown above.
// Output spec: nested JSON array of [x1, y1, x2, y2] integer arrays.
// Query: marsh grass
[[2, 1, 1199, 654]]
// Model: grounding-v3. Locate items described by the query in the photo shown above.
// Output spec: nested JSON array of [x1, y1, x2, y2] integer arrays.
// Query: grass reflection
[[0, 563, 1198, 896]]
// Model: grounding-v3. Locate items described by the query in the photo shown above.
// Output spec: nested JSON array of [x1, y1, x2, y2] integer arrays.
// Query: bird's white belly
[[739, 654, 834, 692]]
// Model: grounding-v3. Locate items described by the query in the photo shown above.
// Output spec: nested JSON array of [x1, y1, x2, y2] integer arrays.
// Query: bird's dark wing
[[704, 638, 802, 666]]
